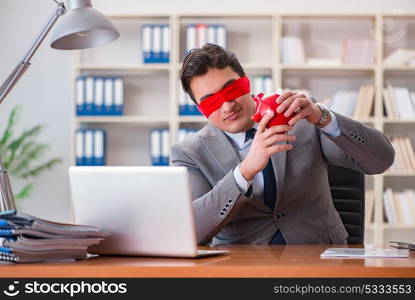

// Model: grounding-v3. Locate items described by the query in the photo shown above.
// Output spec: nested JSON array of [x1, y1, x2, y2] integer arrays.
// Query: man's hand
[[240, 111, 296, 181], [275, 92, 326, 126]]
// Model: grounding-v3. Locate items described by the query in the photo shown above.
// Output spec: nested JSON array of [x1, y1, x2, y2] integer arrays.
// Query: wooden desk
[[1, 245, 415, 278]]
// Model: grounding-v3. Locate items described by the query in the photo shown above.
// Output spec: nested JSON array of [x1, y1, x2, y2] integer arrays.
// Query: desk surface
[[1, 245, 415, 278]]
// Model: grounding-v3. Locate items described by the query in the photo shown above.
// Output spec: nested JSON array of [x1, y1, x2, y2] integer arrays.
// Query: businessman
[[172, 43, 395, 246]]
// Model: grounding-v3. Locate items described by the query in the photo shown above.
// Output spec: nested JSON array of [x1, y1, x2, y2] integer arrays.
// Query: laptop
[[68, 166, 229, 258]]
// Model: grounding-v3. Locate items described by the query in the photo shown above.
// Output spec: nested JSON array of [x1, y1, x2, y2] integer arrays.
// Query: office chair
[[328, 165, 365, 244]]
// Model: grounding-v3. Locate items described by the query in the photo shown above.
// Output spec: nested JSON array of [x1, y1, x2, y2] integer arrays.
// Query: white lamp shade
[[50, 6, 119, 50]]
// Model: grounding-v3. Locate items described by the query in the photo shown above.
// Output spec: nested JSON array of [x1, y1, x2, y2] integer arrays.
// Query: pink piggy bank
[[251, 93, 292, 128]]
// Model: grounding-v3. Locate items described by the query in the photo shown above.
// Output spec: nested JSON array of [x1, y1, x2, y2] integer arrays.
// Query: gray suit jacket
[[171, 112, 395, 245]]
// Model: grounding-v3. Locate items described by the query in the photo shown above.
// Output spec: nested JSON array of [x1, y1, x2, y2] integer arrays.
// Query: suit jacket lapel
[[200, 123, 241, 177], [271, 141, 287, 212]]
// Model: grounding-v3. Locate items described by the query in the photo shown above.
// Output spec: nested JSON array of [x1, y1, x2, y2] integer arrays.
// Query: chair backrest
[[327, 165, 365, 244]]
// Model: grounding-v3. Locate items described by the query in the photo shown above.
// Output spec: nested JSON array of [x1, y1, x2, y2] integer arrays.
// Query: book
[[403, 137, 415, 170], [383, 188, 396, 225], [397, 137, 412, 171], [321, 247, 409, 259], [391, 138, 408, 172], [404, 190, 415, 225], [177, 128, 198, 143], [393, 189, 404, 225], [383, 88, 398, 119], [365, 189, 374, 224], [75, 129, 107, 166], [399, 191, 414, 225], [186, 24, 227, 54], [342, 39, 374, 65], [388, 85, 415, 119], [360, 85, 375, 117], [328, 90, 358, 117], [281, 36, 305, 65], [0, 211, 109, 263], [384, 48, 415, 66], [353, 85, 367, 118], [75, 76, 124, 116], [142, 24, 170, 63]]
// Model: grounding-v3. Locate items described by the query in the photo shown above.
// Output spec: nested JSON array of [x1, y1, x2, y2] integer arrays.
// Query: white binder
[[186, 25, 196, 53], [152, 25, 162, 61], [94, 77, 104, 115]]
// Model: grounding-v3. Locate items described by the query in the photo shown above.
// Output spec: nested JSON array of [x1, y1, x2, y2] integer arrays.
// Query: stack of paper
[[384, 85, 415, 119], [0, 211, 109, 263], [383, 188, 415, 226], [321, 247, 409, 259], [280, 36, 306, 65], [388, 136, 415, 172]]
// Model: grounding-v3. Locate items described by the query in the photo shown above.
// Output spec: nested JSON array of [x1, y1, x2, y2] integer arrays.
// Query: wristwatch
[[315, 103, 330, 128]]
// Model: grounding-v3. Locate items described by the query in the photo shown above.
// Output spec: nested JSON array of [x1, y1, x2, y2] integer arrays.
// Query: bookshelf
[[71, 13, 415, 245]]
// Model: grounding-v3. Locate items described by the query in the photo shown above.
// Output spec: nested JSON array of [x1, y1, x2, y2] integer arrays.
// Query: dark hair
[[180, 43, 245, 105]]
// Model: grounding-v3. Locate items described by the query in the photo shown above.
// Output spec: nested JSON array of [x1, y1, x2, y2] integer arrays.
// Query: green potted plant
[[0, 105, 61, 206]]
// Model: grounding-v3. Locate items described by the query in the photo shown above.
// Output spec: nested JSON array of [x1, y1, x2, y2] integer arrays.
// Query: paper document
[[321, 247, 409, 259]]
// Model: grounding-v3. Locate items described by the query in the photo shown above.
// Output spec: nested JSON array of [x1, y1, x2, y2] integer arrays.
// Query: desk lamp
[[0, 0, 119, 212]]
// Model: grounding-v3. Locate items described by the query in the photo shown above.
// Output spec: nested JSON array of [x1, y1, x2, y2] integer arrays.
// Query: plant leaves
[[5, 124, 44, 168], [14, 183, 34, 200], [0, 105, 21, 152], [9, 143, 48, 177], [20, 158, 62, 179]]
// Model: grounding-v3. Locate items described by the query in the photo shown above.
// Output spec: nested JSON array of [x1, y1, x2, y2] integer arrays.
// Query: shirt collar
[[224, 122, 259, 150]]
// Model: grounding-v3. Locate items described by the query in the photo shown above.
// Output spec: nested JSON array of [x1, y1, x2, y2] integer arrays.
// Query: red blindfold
[[198, 76, 251, 118]]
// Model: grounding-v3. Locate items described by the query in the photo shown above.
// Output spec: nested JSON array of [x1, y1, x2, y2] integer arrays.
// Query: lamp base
[[0, 157, 16, 212]]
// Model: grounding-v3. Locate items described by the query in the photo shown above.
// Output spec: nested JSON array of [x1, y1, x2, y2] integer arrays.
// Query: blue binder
[[93, 77, 105, 115], [75, 76, 86, 115], [76, 129, 107, 166], [161, 25, 170, 63], [150, 129, 162, 165], [92, 129, 106, 166], [113, 77, 124, 115], [142, 24, 153, 63], [84, 77, 95, 115]]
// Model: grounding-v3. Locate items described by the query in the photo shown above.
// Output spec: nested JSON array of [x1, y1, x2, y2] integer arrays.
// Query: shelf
[[178, 116, 207, 123], [106, 14, 171, 19], [365, 224, 375, 230], [176, 62, 274, 71], [384, 172, 415, 177], [383, 66, 415, 71], [382, 224, 415, 230], [75, 116, 169, 124], [281, 65, 376, 71], [77, 64, 171, 71], [282, 14, 376, 19], [383, 119, 415, 124], [356, 117, 375, 123]]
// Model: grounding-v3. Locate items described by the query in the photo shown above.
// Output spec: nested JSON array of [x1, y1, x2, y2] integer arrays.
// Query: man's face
[[190, 67, 256, 133]]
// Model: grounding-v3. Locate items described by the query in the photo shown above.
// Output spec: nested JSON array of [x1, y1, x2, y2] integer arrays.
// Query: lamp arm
[[0, 1, 66, 105], [0, 1, 66, 212]]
